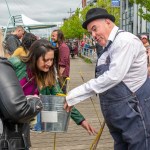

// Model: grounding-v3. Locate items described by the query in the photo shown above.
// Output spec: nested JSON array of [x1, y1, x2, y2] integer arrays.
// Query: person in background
[[4, 26, 25, 56], [72, 42, 78, 57], [51, 29, 70, 94], [0, 29, 4, 57], [146, 45, 150, 75], [141, 35, 150, 49], [0, 29, 42, 149], [64, 7, 150, 150], [81, 40, 85, 48], [9, 39, 96, 135], [79, 40, 84, 56], [12, 32, 37, 57], [66, 41, 72, 53], [83, 40, 90, 56], [148, 63, 150, 77], [147, 45, 150, 60]]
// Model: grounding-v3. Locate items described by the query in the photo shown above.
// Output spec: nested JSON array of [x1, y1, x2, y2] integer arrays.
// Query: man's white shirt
[[66, 26, 147, 106]]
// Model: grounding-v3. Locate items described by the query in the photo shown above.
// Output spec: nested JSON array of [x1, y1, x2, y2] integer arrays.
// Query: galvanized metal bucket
[[40, 95, 70, 132]]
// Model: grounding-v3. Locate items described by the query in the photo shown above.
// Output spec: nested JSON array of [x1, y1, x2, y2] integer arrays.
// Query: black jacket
[[0, 57, 42, 149], [5, 34, 21, 54]]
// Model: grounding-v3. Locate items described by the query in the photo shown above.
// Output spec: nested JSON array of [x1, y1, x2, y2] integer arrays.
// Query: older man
[[64, 8, 150, 150]]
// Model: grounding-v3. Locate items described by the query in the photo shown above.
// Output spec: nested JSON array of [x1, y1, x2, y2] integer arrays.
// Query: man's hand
[[59, 66, 65, 77], [64, 101, 73, 112], [81, 120, 97, 135]]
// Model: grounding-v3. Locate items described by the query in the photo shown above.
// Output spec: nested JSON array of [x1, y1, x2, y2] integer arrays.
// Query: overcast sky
[[0, 0, 82, 27]]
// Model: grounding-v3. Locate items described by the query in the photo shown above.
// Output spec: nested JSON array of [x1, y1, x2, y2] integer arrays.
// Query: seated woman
[[9, 39, 96, 135]]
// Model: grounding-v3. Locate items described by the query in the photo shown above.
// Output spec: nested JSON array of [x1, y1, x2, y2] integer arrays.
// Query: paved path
[[30, 57, 113, 150]]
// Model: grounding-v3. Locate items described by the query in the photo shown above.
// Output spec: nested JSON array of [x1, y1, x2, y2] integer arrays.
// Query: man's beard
[[53, 40, 58, 43]]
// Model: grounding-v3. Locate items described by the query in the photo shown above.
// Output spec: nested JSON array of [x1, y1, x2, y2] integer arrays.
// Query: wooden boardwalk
[[30, 57, 113, 150]]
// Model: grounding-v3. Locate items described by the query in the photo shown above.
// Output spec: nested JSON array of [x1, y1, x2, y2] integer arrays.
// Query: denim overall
[[95, 41, 150, 150]]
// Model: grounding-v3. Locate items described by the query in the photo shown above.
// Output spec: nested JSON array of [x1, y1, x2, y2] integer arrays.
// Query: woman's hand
[[80, 120, 97, 135]]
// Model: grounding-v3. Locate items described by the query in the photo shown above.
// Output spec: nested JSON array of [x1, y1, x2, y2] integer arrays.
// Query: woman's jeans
[[33, 113, 41, 131]]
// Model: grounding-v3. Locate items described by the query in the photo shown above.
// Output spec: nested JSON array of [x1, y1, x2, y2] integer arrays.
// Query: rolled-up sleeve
[[66, 33, 147, 106], [59, 44, 69, 67]]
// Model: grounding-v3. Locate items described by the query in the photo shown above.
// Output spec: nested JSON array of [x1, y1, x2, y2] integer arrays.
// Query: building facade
[[120, 0, 150, 37]]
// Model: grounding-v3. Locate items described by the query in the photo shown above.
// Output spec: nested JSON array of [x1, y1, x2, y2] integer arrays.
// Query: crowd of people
[[0, 28, 43, 149], [0, 25, 97, 149], [0, 6, 150, 150]]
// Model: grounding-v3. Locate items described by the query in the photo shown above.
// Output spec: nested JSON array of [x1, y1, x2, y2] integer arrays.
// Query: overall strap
[[104, 30, 125, 64], [95, 30, 125, 77], [101, 30, 125, 56]]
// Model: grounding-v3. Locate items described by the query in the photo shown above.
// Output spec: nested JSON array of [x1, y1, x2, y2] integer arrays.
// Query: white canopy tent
[[21, 14, 58, 30], [3, 14, 62, 38]]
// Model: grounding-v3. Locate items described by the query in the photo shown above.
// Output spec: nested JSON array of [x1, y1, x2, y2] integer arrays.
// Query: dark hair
[[52, 29, 65, 45], [21, 32, 37, 53], [20, 39, 58, 87]]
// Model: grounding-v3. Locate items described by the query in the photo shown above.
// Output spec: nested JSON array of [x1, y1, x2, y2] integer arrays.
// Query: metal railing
[[79, 46, 97, 63]]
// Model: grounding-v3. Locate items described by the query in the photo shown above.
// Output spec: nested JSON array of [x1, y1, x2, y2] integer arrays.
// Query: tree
[[61, 8, 86, 39], [130, 0, 150, 21], [95, 0, 120, 26], [61, 0, 120, 39]]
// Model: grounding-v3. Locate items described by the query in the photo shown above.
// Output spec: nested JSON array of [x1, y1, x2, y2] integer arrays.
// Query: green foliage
[[79, 5, 94, 36], [130, 0, 150, 21], [80, 55, 92, 64], [61, 0, 120, 39], [60, 8, 85, 39], [95, 0, 120, 26]]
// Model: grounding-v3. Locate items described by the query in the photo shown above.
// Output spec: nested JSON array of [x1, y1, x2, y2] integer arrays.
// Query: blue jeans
[[33, 112, 41, 131]]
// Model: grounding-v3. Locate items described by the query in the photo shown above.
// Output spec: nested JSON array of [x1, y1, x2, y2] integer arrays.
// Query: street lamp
[[4, 0, 14, 39], [4, 0, 12, 19], [4, 0, 14, 26]]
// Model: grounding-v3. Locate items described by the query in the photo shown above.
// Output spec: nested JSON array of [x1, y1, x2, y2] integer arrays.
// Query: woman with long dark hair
[[9, 39, 96, 135], [0, 30, 42, 150]]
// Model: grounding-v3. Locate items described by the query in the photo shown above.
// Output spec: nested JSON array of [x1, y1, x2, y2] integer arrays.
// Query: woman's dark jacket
[[0, 57, 42, 149]]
